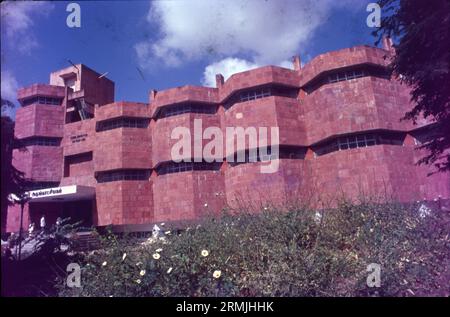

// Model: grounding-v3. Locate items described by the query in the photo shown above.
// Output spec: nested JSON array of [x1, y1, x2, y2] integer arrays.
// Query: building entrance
[[29, 199, 94, 230], [26, 185, 96, 230]]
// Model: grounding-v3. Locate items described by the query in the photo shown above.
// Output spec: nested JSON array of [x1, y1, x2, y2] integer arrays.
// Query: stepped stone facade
[[6, 41, 450, 232]]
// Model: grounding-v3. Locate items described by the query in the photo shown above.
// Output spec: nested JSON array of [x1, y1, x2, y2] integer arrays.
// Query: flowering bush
[[57, 200, 449, 297]]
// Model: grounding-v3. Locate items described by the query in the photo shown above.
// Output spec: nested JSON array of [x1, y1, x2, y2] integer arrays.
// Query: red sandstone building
[[6, 41, 450, 232]]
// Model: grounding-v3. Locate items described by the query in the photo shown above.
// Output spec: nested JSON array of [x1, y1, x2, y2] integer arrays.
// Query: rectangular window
[[96, 169, 151, 183], [314, 133, 389, 156], [327, 69, 366, 84], [96, 117, 149, 132], [239, 88, 271, 102], [22, 96, 63, 107], [338, 134, 378, 151], [159, 104, 217, 119], [19, 137, 61, 147], [158, 162, 220, 175]]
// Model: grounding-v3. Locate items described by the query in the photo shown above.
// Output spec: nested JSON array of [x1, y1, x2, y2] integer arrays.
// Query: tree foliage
[[1, 217, 82, 296], [1, 99, 26, 235], [373, 0, 450, 172]]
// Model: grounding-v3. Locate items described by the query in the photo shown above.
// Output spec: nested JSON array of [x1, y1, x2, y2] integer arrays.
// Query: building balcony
[[17, 84, 65, 104]]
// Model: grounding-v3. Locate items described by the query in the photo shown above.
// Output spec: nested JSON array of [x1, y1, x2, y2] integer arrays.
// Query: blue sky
[[1, 0, 377, 116]]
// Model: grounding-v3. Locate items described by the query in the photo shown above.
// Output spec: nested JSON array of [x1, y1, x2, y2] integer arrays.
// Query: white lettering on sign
[[28, 185, 77, 199]]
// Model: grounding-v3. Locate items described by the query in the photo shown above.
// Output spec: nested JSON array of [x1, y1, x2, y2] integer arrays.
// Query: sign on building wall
[[28, 185, 78, 199], [70, 133, 88, 143]]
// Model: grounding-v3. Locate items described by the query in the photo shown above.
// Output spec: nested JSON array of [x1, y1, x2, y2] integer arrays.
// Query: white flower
[[314, 211, 322, 223], [155, 248, 163, 253], [153, 253, 161, 260], [102, 261, 107, 266], [418, 204, 431, 218], [167, 267, 173, 274], [165, 230, 171, 235], [136, 262, 143, 266], [213, 270, 221, 279], [135, 279, 141, 284], [122, 253, 127, 261], [160, 223, 165, 226], [204, 203, 208, 207], [140, 269, 146, 276], [201, 250, 209, 257]]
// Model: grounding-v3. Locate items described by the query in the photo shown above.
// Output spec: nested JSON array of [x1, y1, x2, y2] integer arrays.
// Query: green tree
[[1, 99, 26, 235], [374, 0, 450, 173]]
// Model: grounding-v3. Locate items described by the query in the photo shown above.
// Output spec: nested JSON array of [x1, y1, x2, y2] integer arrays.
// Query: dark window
[[313, 139, 340, 156], [313, 132, 405, 157], [18, 137, 61, 147], [377, 131, 405, 146], [158, 103, 217, 119], [223, 85, 298, 110], [96, 169, 151, 183], [279, 146, 307, 159], [22, 96, 63, 107], [239, 87, 272, 102], [157, 162, 221, 175], [303, 65, 390, 94], [338, 134, 376, 150], [24, 181, 60, 191], [328, 70, 365, 84], [96, 117, 150, 132], [228, 146, 306, 167]]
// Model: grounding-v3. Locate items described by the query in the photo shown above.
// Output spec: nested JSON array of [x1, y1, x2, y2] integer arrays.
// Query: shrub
[[56, 200, 450, 297]]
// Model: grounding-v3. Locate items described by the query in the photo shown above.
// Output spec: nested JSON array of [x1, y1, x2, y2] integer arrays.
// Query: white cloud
[[278, 60, 295, 70], [202, 58, 259, 87], [1, 71, 19, 118], [1, 1, 54, 53], [1, 1, 54, 117], [136, 0, 362, 70], [202, 57, 295, 87], [1, 71, 18, 102]]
